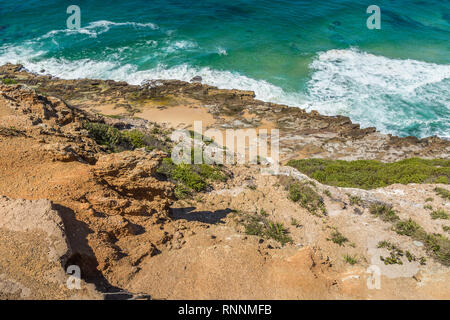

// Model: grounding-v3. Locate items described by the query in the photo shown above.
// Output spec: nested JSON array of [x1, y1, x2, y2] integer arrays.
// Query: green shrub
[[288, 182, 325, 214], [174, 184, 191, 199], [394, 219, 421, 236], [122, 129, 147, 149], [405, 250, 416, 263], [369, 203, 400, 222], [1, 78, 17, 85], [431, 209, 449, 220], [435, 187, 450, 200], [343, 254, 358, 265], [387, 218, 450, 266], [287, 158, 450, 190], [240, 213, 292, 245], [377, 241, 406, 265], [83, 121, 126, 152], [82, 121, 168, 153], [172, 163, 208, 192], [327, 230, 348, 246], [197, 164, 227, 182], [156, 157, 227, 199], [380, 253, 403, 265], [348, 195, 363, 206]]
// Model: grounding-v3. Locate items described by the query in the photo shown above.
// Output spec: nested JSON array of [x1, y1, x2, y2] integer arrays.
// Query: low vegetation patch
[[430, 209, 449, 220], [327, 229, 348, 246], [1, 78, 18, 85], [287, 158, 450, 189], [82, 121, 168, 152], [377, 241, 404, 265], [369, 203, 400, 222], [434, 187, 450, 200], [237, 212, 293, 246], [377, 241, 426, 265], [279, 176, 325, 215], [392, 219, 450, 266], [394, 219, 421, 236], [83, 121, 226, 199], [348, 194, 363, 206], [369, 204, 449, 265], [157, 157, 227, 199], [343, 254, 358, 265], [405, 250, 426, 264]]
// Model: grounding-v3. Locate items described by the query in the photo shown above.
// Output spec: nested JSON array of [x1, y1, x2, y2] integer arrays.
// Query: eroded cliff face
[[0, 67, 449, 299], [0, 83, 175, 299], [0, 196, 102, 300]]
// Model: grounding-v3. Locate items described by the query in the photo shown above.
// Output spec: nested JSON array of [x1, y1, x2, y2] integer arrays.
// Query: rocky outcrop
[[90, 149, 174, 216], [0, 196, 102, 299], [0, 83, 102, 163]]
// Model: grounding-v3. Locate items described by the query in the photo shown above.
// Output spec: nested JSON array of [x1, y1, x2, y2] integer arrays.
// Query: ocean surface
[[0, 0, 449, 138]]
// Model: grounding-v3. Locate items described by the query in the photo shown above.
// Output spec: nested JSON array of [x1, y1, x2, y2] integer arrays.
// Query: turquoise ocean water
[[0, 0, 449, 138]]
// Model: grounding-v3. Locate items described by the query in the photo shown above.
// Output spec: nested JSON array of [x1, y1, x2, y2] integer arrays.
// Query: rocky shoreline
[[0, 63, 449, 299], [1, 63, 449, 162]]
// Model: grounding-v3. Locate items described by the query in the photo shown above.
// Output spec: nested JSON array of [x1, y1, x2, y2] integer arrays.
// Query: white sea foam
[[163, 40, 198, 53], [38, 20, 159, 39], [0, 43, 448, 138], [306, 49, 450, 137], [217, 47, 228, 56], [0, 42, 305, 106]]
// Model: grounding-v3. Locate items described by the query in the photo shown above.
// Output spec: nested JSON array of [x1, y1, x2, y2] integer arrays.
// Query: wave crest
[[306, 49, 450, 138], [39, 20, 159, 39]]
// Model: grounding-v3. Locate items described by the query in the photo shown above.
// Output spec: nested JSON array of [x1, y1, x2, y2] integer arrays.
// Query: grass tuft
[[434, 187, 450, 200], [157, 158, 227, 199], [343, 254, 358, 265], [348, 194, 363, 206], [394, 219, 421, 236], [281, 178, 325, 215], [1, 78, 18, 85], [431, 209, 449, 220], [369, 203, 400, 222], [327, 229, 348, 246], [237, 212, 293, 246]]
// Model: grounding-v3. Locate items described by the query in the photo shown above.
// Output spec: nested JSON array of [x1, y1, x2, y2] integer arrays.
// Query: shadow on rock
[[54, 203, 151, 300], [170, 207, 233, 224]]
